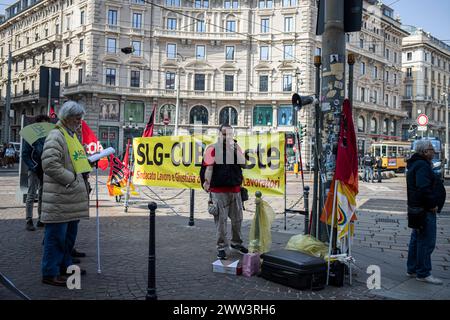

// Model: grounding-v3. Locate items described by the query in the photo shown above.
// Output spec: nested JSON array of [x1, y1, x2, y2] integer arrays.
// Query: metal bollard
[[146, 202, 157, 300], [189, 189, 195, 226], [303, 186, 310, 235]]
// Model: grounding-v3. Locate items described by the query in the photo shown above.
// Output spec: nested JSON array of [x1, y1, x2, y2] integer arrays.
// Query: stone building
[[0, 0, 408, 159], [401, 26, 450, 142]]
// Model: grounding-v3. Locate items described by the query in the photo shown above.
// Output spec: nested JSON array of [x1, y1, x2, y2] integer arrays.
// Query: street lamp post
[[175, 66, 181, 136], [442, 93, 449, 175], [174, 53, 185, 136]]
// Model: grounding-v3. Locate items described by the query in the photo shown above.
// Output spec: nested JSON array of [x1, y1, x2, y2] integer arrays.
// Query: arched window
[[190, 105, 208, 125], [158, 104, 176, 124], [196, 14, 206, 32], [383, 119, 389, 135], [357, 116, 365, 133], [219, 106, 238, 126], [225, 14, 237, 33], [370, 118, 377, 134]]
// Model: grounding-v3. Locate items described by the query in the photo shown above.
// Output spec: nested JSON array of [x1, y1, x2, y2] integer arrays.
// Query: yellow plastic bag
[[285, 234, 330, 260], [248, 198, 276, 254]]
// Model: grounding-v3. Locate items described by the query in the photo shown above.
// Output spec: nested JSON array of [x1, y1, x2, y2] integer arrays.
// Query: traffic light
[[292, 93, 315, 111], [298, 124, 307, 144], [316, 0, 363, 35]]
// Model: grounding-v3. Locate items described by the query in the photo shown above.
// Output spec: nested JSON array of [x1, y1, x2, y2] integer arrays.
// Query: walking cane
[[95, 161, 101, 274]]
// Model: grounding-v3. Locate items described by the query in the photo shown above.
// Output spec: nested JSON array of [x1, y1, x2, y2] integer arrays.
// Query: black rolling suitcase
[[260, 249, 327, 290]]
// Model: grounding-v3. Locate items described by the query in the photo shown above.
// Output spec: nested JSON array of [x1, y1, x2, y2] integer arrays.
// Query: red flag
[[335, 99, 358, 193], [49, 106, 58, 123], [81, 120, 109, 170], [123, 139, 131, 168], [49, 106, 57, 118], [142, 103, 157, 137]]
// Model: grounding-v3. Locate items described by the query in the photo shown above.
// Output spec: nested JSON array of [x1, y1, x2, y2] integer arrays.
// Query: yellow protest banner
[[133, 133, 285, 197]]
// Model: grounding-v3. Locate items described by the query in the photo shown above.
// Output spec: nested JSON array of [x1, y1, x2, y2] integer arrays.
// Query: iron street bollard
[[303, 186, 310, 235], [146, 202, 157, 300], [189, 189, 195, 226]]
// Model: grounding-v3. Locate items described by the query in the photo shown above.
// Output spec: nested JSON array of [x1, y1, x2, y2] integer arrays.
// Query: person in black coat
[[406, 140, 444, 285], [375, 156, 383, 183], [22, 115, 51, 231]]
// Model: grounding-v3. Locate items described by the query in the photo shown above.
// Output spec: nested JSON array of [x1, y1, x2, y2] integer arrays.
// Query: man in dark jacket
[[22, 115, 50, 231], [202, 124, 248, 260], [362, 153, 374, 183], [375, 156, 383, 183], [406, 140, 444, 285]]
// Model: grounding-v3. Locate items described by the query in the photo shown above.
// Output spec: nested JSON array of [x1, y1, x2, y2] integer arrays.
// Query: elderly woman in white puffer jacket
[[40, 101, 92, 286]]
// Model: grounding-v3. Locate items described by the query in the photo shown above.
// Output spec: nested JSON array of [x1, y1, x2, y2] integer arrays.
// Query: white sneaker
[[416, 275, 443, 285], [406, 272, 416, 277]]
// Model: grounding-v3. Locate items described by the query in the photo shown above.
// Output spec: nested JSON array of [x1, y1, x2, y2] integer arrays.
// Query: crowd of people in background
[[359, 154, 383, 183]]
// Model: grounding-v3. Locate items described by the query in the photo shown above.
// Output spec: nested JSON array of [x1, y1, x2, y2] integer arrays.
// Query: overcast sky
[[1, 0, 449, 42]]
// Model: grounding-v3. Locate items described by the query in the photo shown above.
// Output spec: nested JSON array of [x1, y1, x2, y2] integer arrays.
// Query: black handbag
[[240, 187, 249, 202], [240, 187, 249, 211], [407, 206, 426, 230]]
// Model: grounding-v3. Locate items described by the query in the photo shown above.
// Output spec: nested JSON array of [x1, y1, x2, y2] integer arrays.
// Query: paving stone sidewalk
[[0, 173, 449, 300]]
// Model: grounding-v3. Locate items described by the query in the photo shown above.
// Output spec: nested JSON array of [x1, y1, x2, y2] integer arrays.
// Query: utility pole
[[320, 0, 346, 243], [4, 50, 12, 143], [445, 92, 449, 175], [47, 68, 52, 115], [174, 66, 180, 136], [174, 53, 184, 136]]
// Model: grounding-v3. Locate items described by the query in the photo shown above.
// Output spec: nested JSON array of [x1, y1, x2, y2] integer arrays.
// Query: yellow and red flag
[[320, 99, 358, 239]]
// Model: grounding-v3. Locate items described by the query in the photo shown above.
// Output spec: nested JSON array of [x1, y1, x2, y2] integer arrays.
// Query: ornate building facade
[[1, 0, 408, 159], [401, 26, 450, 142]]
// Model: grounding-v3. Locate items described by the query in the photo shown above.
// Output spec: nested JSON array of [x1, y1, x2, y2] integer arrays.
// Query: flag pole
[[348, 220, 353, 285], [284, 133, 287, 231], [124, 139, 132, 213], [95, 161, 101, 274], [326, 179, 338, 285]]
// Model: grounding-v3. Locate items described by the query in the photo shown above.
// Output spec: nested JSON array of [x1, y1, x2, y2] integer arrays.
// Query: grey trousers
[[25, 170, 43, 221], [211, 192, 244, 251]]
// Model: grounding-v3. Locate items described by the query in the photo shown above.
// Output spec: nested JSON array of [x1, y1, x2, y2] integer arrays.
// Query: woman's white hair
[[414, 139, 433, 155], [58, 101, 86, 121]]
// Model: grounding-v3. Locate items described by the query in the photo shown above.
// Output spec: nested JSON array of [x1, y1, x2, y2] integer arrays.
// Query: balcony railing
[[62, 84, 294, 101], [13, 34, 62, 58], [153, 29, 247, 41]]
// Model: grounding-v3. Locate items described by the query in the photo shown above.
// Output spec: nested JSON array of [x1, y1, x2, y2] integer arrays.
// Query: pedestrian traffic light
[[292, 93, 315, 111], [298, 124, 307, 144]]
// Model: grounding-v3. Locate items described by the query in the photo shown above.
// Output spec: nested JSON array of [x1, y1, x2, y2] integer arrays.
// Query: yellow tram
[[370, 141, 411, 172]]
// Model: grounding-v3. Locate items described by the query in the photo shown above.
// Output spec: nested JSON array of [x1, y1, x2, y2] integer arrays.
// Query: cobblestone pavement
[[1, 170, 449, 300]]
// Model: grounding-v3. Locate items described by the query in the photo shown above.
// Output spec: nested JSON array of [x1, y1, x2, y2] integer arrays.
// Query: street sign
[[417, 114, 429, 126], [417, 126, 427, 131]]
